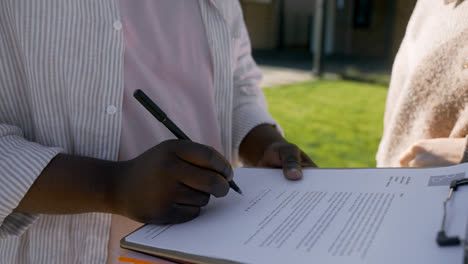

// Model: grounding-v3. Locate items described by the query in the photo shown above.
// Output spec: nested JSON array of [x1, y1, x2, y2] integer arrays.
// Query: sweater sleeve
[[231, 4, 283, 163], [0, 124, 62, 238]]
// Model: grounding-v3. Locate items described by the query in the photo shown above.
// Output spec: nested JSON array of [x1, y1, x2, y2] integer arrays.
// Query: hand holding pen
[[114, 139, 235, 225], [133, 89, 242, 195], [102, 89, 240, 225], [109, 89, 240, 225]]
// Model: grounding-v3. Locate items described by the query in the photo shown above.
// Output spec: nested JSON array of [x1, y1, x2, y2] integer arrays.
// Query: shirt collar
[[207, 0, 230, 20]]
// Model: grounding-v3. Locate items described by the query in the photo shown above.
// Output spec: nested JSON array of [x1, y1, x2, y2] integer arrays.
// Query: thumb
[[280, 146, 302, 180]]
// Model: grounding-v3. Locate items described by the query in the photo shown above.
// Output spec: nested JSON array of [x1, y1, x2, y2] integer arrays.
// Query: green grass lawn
[[263, 80, 388, 168]]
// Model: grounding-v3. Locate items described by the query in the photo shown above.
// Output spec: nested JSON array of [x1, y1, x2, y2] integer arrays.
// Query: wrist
[[16, 154, 125, 215], [107, 160, 132, 215]]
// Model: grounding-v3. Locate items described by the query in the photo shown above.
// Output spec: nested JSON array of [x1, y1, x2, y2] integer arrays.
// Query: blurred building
[[240, 0, 417, 60]]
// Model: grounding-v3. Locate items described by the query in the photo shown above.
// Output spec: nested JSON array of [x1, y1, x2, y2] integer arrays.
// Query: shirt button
[[113, 20, 122, 31], [107, 105, 117, 115]]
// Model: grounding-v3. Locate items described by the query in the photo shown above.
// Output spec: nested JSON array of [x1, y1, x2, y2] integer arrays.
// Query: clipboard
[[119, 167, 468, 264], [120, 225, 241, 264]]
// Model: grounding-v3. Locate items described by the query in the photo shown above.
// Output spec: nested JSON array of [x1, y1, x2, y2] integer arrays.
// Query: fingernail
[[287, 168, 302, 180]]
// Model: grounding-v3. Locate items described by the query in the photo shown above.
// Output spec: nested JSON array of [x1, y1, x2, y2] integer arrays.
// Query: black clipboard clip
[[437, 179, 468, 247]]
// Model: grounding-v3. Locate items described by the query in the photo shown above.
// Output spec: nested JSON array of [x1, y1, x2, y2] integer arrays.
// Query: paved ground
[[254, 50, 392, 88], [259, 66, 314, 88]]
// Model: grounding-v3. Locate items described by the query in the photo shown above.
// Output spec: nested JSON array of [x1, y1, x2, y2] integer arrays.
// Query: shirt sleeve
[[0, 124, 61, 238], [231, 4, 283, 163]]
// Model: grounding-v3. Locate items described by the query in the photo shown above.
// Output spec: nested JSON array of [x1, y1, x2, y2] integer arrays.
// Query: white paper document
[[123, 164, 468, 264]]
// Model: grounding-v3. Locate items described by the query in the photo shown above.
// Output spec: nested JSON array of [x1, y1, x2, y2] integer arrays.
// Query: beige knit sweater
[[376, 0, 468, 167]]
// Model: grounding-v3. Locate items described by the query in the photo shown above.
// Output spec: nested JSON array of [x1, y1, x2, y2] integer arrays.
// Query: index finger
[[175, 141, 234, 181], [398, 149, 416, 167]]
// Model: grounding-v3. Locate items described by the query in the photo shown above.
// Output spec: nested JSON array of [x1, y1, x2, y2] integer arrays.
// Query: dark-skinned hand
[[240, 124, 317, 180], [113, 139, 233, 225], [257, 141, 317, 180]]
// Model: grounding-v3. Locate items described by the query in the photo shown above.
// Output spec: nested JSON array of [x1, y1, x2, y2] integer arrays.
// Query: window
[[353, 0, 373, 28]]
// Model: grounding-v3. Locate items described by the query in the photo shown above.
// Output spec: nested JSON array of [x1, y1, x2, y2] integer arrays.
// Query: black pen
[[133, 89, 242, 195]]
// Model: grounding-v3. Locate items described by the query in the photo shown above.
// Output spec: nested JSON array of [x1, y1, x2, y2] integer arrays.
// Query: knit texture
[[377, 0, 468, 167]]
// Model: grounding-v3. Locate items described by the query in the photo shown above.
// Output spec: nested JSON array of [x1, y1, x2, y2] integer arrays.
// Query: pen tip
[[229, 181, 243, 195]]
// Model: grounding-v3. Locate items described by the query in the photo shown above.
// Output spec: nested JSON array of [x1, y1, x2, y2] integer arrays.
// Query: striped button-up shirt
[[0, 0, 276, 263]]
